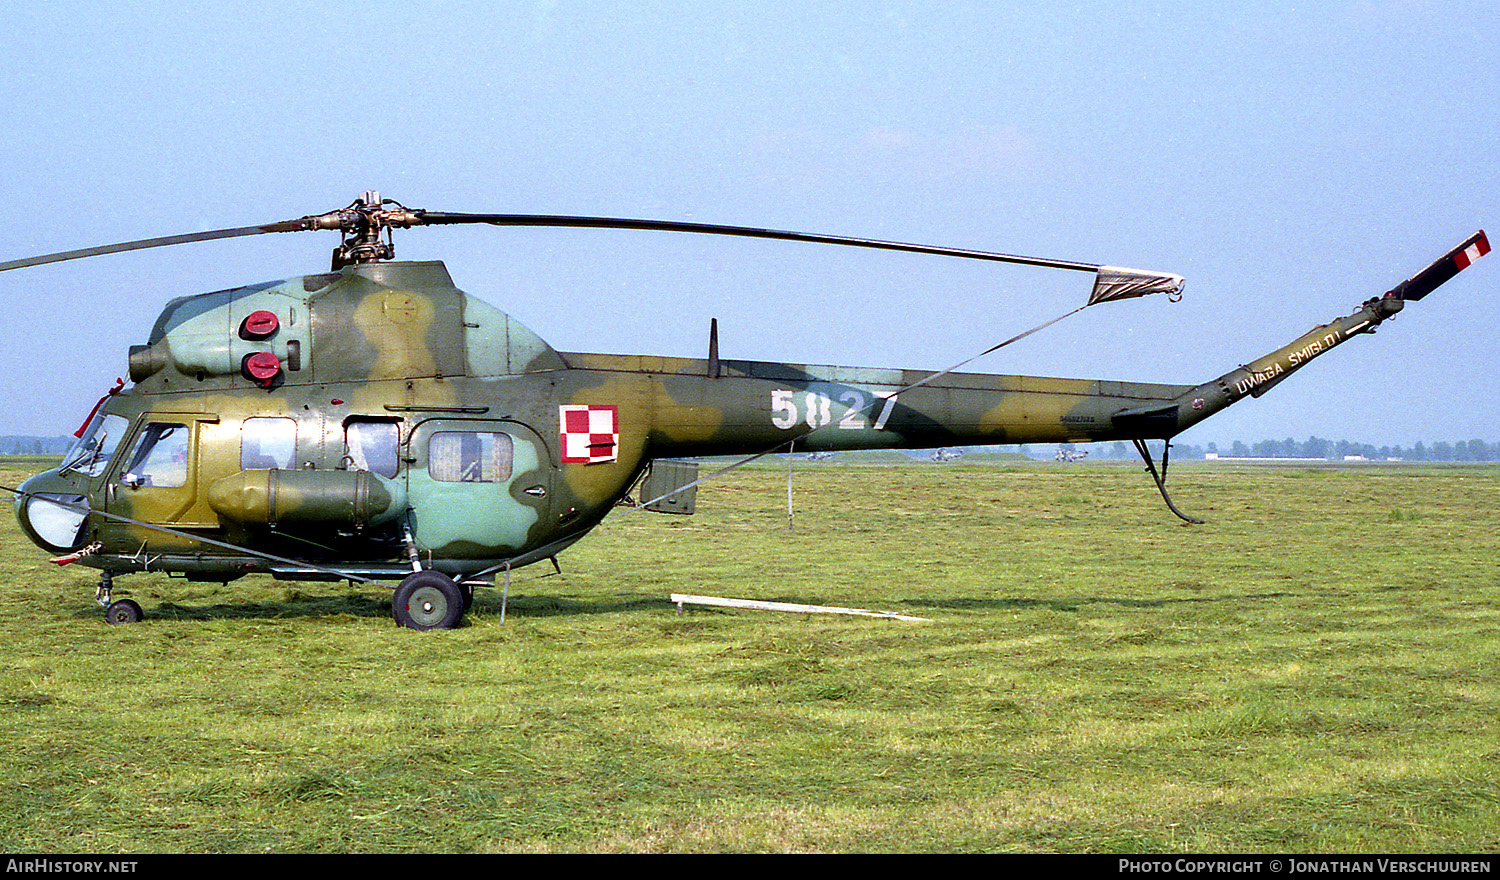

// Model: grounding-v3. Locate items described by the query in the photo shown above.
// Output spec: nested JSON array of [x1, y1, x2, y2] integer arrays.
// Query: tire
[[392, 571, 465, 631], [105, 599, 144, 625]]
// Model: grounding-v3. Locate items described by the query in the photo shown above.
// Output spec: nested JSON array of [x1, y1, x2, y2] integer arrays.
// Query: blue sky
[[2, 1, 1495, 446]]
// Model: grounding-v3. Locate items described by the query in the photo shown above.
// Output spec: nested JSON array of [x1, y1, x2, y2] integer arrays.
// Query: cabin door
[[405, 418, 556, 557], [107, 414, 220, 529]]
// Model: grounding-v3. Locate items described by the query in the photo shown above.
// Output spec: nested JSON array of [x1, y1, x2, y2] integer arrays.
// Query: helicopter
[[0, 193, 1488, 630]]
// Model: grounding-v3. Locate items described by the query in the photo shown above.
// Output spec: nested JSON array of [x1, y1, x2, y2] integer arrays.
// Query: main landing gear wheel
[[105, 599, 144, 625], [392, 571, 465, 631]]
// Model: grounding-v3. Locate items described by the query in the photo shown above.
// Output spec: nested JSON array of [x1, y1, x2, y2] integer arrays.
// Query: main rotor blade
[[0, 218, 313, 273], [416, 211, 1102, 273]]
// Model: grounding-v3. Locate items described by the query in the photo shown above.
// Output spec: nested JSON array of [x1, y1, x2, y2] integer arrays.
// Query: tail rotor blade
[[1387, 230, 1489, 302]]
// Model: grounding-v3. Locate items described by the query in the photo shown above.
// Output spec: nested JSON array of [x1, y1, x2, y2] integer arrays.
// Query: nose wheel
[[105, 599, 144, 625]]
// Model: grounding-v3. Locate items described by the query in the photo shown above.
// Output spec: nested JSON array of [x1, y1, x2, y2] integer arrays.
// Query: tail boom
[[1145, 230, 1487, 437]]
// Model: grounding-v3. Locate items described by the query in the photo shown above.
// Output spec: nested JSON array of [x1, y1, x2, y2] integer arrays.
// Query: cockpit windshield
[[60, 412, 130, 477]]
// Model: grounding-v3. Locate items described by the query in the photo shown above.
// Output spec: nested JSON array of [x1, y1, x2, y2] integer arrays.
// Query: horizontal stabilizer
[[1387, 230, 1488, 302]]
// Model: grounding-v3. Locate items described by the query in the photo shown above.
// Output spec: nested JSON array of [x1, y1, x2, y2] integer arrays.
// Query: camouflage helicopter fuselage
[[6, 257, 1421, 588]]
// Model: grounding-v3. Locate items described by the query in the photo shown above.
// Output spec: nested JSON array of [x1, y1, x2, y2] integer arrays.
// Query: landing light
[[20, 493, 88, 552]]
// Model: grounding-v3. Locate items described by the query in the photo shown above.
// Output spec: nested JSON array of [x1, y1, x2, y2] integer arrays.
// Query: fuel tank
[[207, 469, 405, 528]]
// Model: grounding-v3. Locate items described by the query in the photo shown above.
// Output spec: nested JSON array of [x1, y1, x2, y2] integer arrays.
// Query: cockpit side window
[[61, 413, 130, 477], [120, 423, 190, 488], [345, 420, 400, 478], [241, 417, 297, 470]]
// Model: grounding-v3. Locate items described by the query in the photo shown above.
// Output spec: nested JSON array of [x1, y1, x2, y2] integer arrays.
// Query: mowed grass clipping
[[0, 461, 1497, 853]]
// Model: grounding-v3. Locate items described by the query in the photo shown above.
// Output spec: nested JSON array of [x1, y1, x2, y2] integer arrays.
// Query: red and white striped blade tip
[[1454, 230, 1489, 270]]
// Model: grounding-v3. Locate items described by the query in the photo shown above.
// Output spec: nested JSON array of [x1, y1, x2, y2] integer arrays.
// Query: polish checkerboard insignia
[[560, 404, 619, 464]]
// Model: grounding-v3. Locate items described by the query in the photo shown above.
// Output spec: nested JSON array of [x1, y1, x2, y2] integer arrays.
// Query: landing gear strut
[[95, 571, 144, 624]]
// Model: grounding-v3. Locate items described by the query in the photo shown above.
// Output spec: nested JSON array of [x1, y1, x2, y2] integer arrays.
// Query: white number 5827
[[769, 389, 897, 431]]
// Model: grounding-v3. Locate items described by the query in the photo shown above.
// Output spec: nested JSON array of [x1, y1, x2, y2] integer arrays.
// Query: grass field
[[1, 460, 1497, 853]]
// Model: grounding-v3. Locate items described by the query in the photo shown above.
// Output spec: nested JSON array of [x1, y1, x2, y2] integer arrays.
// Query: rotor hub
[[318, 191, 423, 269]]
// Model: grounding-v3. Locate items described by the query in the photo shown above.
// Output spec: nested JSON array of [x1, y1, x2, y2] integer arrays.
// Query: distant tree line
[[1206, 438, 1496, 462], [1038, 438, 1500, 462], [0, 436, 74, 454]]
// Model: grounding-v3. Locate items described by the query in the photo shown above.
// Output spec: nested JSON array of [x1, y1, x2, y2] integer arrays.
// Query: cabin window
[[120, 423, 189, 488], [241, 417, 297, 470], [428, 431, 513, 483], [345, 421, 400, 478], [62, 413, 130, 477]]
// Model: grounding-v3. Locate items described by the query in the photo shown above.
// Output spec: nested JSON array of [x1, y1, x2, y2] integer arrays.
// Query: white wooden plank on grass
[[670, 593, 930, 622]]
